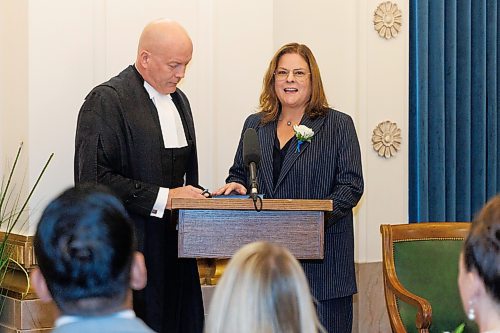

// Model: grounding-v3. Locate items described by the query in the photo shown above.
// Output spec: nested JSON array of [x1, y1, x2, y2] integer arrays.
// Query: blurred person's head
[[31, 184, 146, 316], [205, 241, 325, 333], [458, 195, 500, 330], [259, 43, 329, 124]]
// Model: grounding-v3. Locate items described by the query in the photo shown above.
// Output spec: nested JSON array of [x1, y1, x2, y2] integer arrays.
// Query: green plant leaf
[[0, 142, 53, 310], [453, 323, 465, 333]]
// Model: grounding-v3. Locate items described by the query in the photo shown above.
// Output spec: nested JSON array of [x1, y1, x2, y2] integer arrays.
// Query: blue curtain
[[410, 0, 500, 222]]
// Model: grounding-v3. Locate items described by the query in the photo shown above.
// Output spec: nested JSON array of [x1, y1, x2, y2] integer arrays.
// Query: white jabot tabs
[[143, 81, 188, 148]]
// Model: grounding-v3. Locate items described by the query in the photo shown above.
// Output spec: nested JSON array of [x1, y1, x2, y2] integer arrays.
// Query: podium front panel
[[178, 209, 324, 259]]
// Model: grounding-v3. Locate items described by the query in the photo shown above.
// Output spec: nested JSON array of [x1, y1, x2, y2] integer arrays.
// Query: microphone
[[242, 128, 261, 199]]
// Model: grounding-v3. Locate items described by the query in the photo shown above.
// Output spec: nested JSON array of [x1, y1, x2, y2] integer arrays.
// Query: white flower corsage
[[293, 125, 314, 152]]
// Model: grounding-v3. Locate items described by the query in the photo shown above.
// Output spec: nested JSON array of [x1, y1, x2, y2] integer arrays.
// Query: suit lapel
[[257, 121, 276, 198], [274, 115, 326, 191]]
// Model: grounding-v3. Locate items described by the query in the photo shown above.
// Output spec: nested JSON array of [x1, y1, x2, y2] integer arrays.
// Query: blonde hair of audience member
[[458, 195, 500, 332], [205, 242, 325, 333]]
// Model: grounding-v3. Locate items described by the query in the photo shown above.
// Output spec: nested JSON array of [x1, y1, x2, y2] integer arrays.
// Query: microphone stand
[[250, 192, 262, 212], [249, 161, 262, 212]]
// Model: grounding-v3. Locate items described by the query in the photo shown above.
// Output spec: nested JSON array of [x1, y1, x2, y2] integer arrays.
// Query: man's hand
[[166, 185, 206, 209]]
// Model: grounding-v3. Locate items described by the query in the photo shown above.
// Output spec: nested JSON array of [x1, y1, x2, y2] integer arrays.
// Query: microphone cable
[[250, 193, 263, 212]]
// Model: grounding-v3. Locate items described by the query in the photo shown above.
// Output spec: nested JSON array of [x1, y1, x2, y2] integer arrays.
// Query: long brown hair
[[259, 43, 329, 124]]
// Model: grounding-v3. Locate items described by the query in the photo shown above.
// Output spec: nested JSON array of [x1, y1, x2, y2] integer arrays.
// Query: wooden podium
[[172, 198, 332, 260]]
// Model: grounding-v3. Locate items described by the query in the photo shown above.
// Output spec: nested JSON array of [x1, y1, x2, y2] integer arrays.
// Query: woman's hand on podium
[[212, 182, 247, 196]]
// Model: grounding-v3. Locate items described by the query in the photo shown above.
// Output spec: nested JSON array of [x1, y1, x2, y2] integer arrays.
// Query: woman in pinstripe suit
[[214, 43, 364, 333]]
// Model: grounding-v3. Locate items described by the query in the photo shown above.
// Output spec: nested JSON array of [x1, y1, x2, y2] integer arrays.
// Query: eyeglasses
[[274, 69, 311, 82]]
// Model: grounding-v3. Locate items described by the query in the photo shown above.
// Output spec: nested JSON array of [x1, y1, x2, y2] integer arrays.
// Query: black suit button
[[135, 183, 141, 189]]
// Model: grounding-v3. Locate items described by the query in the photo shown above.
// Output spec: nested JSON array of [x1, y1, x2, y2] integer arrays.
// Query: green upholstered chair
[[380, 222, 479, 333]]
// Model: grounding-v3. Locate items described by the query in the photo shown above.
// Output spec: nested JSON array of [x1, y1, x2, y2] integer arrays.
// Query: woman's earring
[[467, 301, 476, 321]]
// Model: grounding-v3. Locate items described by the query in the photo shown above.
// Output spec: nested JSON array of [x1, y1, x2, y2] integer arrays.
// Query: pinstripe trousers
[[317, 296, 353, 333]]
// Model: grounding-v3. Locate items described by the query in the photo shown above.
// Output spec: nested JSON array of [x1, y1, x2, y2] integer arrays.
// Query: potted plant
[[0, 142, 53, 309]]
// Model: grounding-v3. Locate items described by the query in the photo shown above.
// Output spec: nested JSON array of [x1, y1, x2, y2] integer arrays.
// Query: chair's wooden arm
[[382, 258, 432, 333], [380, 223, 470, 333]]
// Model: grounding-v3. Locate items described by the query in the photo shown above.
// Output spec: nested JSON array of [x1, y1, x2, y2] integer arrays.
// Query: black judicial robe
[[74, 65, 204, 333]]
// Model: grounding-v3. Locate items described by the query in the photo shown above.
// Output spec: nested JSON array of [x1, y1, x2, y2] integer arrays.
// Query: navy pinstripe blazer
[[226, 109, 364, 300]]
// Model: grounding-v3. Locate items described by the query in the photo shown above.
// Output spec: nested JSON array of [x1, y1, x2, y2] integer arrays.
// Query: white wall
[[0, 0, 30, 233], [358, 0, 409, 262], [0, 0, 409, 262], [212, 0, 274, 186]]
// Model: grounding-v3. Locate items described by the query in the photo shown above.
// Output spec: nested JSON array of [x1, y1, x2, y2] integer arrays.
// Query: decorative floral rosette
[[371, 120, 401, 158], [373, 1, 402, 39]]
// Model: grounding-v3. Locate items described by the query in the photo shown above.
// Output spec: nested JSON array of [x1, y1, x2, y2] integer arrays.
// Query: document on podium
[[212, 194, 264, 199]]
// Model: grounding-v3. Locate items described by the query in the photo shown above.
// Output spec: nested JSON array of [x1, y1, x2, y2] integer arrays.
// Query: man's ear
[[30, 267, 53, 303], [130, 251, 147, 291], [138, 50, 151, 69]]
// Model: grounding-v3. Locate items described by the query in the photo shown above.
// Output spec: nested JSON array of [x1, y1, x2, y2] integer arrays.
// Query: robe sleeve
[[74, 87, 160, 217]]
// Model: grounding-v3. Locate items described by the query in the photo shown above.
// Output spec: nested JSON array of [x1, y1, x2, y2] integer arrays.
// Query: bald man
[[75, 19, 205, 333]]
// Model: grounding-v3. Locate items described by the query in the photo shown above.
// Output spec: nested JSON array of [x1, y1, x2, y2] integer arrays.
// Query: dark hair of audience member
[[463, 194, 500, 302], [34, 184, 135, 315]]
